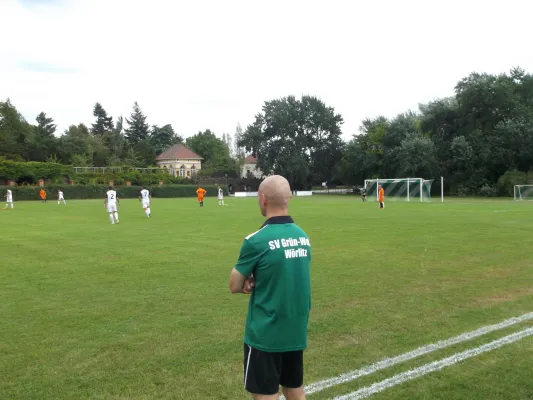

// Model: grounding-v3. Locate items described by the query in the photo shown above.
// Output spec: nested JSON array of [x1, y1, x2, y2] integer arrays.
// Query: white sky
[[1, 0, 532, 141]]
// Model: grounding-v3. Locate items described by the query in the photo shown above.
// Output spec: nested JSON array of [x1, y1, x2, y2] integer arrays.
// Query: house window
[[187, 170, 191, 177], [190, 165, 196, 176], [179, 165, 186, 177]]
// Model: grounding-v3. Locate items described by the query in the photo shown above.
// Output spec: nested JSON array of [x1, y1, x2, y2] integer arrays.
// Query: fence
[[73, 167, 162, 174], [233, 191, 313, 197], [312, 188, 354, 195]]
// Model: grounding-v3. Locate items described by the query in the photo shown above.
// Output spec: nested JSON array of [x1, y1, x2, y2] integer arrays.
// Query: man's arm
[[229, 239, 259, 294], [229, 269, 255, 294], [229, 268, 247, 293]]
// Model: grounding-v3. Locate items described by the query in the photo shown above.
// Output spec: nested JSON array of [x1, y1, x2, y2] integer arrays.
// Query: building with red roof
[[156, 144, 203, 178]]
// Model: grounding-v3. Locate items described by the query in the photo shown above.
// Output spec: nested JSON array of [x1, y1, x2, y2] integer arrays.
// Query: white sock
[[109, 214, 115, 224], [10, 203, 13, 209], [222, 200, 224, 206], [147, 208, 151, 217], [114, 212, 119, 222]]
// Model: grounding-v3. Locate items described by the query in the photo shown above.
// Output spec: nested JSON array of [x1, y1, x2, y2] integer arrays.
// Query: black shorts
[[243, 344, 304, 395]]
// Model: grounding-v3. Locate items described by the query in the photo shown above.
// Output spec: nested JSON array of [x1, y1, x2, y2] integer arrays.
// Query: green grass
[[1, 196, 533, 399]]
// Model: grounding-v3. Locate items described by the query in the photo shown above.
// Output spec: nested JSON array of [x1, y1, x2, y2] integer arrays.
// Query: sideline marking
[[280, 312, 533, 398], [334, 326, 533, 399]]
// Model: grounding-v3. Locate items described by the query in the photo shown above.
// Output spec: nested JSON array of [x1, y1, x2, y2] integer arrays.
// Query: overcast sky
[[1, 0, 532, 141]]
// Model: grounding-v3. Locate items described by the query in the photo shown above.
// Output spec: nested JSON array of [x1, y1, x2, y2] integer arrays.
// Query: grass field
[[1, 195, 533, 400]]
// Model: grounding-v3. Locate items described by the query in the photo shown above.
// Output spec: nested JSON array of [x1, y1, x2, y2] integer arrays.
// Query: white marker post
[[441, 176, 444, 203]]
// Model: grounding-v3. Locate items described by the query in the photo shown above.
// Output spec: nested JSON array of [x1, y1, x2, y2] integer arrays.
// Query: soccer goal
[[514, 185, 533, 200], [364, 178, 434, 202]]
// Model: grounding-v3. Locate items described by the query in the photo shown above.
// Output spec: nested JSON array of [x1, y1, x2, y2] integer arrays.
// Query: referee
[[229, 175, 312, 400]]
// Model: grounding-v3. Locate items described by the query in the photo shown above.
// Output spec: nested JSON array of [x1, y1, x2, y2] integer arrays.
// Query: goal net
[[514, 185, 533, 200], [364, 178, 433, 202]]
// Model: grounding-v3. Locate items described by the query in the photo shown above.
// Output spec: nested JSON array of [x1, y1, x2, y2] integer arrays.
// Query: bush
[[478, 184, 497, 197], [69, 170, 187, 186], [456, 185, 469, 197], [497, 170, 528, 197], [0, 184, 226, 201], [0, 160, 69, 183]]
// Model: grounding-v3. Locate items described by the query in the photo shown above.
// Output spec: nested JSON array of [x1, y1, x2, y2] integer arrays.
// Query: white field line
[[280, 312, 533, 399], [333, 326, 533, 400]]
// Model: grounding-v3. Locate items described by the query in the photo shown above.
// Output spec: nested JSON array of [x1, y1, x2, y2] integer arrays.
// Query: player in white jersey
[[3, 189, 13, 210], [57, 189, 66, 205], [104, 186, 120, 224], [217, 185, 225, 206], [139, 186, 151, 218]]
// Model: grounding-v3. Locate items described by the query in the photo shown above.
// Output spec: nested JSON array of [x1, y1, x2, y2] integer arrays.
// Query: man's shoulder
[[245, 222, 308, 241], [244, 225, 269, 242]]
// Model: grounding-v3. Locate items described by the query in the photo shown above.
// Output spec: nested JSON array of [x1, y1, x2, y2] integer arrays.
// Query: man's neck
[[265, 208, 289, 220]]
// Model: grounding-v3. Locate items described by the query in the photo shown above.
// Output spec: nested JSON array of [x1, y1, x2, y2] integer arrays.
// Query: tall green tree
[[103, 116, 127, 162], [133, 138, 157, 167], [186, 129, 238, 176], [339, 135, 378, 185], [32, 112, 58, 161], [234, 123, 246, 159], [87, 135, 111, 166], [125, 102, 150, 146], [91, 103, 114, 135], [35, 112, 57, 138], [0, 99, 34, 161], [57, 124, 91, 164], [396, 133, 438, 178], [151, 124, 183, 155], [238, 95, 344, 189], [222, 133, 233, 157]]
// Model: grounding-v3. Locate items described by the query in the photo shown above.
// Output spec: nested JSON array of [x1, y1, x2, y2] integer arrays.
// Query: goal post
[[514, 185, 533, 200], [364, 178, 434, 202]]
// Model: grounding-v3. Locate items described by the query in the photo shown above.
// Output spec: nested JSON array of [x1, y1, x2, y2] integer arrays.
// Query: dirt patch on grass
[[332, 333, 366, 348], [472, 287, 533, 306], [482, 268, 514, 279]]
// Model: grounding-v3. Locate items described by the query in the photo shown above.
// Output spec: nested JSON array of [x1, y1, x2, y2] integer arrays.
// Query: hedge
[[0, 160, 69, 182], [0, 184, 226, 201], [0, 160, 191, 186]]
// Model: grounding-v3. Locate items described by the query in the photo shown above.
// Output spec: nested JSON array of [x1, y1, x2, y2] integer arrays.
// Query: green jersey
[[235, 216, 311, 352]]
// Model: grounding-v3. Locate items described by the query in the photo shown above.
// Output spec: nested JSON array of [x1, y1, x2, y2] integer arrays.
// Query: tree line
[[0, 101, 241, 178], [2, 67, 533, 194], [237, 67, 533, 195]]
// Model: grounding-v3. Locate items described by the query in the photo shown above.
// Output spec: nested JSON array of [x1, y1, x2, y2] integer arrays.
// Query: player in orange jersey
[[378, 185, 385, 209], [39, 189, 47, 203], [196, 186, 206, 207]]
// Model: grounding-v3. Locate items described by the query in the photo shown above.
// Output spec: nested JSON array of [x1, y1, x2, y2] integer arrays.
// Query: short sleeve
[[235, 239, 260, 278]]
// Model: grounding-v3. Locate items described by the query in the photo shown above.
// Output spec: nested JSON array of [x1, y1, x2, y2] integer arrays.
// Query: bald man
[[229, 175, 312, 400]]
